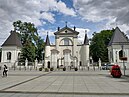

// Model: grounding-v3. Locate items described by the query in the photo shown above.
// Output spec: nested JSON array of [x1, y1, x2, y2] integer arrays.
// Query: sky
[[0, 0, 129, 45]]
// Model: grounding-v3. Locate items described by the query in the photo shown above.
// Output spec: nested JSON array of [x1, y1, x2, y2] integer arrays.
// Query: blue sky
[[0, 0, 129, 45]]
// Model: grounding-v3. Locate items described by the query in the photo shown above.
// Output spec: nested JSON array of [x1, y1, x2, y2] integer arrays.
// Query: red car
[[111, 65, 122, 78]]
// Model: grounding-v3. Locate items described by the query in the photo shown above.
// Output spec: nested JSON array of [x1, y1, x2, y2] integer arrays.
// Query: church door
[[47, 61, 50, 68]]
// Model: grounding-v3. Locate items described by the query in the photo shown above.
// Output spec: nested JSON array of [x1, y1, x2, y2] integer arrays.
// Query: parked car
[[102, 64, 107, 70], [107, 64, 115, 70], [102, 63, 115, 70]]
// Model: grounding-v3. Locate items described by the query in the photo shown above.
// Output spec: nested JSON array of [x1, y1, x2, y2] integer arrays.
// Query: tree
[[13, 20, 38, 45], [35, 36, 45, 62], [12, 20, 45, 62], [90, 29, 114, 62]]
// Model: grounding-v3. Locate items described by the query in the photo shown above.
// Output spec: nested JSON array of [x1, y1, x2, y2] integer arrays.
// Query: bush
[[75, 67, 78, 71], [63, 67, 66, 71], [50, 67, 54, 71], [39, 67, 42, 71], [45, 68, 49, 72]]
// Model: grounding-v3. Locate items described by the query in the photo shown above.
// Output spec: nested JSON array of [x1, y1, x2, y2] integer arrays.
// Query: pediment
[[54, 27, 79, 35]]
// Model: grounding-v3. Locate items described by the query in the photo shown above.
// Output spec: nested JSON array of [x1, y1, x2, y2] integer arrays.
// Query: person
[[3, 65, 8, 77]]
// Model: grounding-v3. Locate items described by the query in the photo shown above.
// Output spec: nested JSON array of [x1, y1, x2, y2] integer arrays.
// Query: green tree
[[90, 29, 114, 62], [13, 20, 38, 45], [12, 20, 44, 62], [21, 41, 36, 62], [35, 36, 45, 62]]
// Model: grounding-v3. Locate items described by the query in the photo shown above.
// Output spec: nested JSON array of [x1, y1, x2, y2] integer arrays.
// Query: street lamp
[[121, 45, 126, 76], [42, 50, 45, 68], [76, 51, 78, 67]]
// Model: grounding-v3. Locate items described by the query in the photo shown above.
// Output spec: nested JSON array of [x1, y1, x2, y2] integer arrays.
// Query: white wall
[[108, 45, 129, 69], [1, 46, 21, 67]]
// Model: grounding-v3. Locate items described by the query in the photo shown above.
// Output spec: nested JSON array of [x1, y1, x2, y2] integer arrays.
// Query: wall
[[1, 46, 21, 67]]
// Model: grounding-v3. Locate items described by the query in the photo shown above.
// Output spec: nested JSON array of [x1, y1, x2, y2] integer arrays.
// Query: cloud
[[0, 0, 76, 46], [56, 0, 76, 16], [73, 0, 129, 34], [75, 28, 90, 43], [73, 0, 129, 23], [40, 12, 55, 23]]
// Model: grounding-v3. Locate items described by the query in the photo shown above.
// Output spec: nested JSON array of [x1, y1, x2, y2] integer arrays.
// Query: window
[[64, 38, 69, 45], [18, 53, 21, 60], [7, 52, 11, 60]]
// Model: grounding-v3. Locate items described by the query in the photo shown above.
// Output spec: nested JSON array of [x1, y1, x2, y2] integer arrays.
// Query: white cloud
[[56, 0, 76, 16], [73, 0, 129, 33], [0, 0, 76, 46], [40, 12, 55, 23], [38, 28, 55, 37], [75, 28, 90, 43], [73, 0, 129, 23]]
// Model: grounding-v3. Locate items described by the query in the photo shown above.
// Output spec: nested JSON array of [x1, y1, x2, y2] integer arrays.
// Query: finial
[[58, 27, 60, 31], [47, 32, 49, 35], [65, 21, 67, 27], [85, 30, 87, 34], [74, 26, 76, 31]]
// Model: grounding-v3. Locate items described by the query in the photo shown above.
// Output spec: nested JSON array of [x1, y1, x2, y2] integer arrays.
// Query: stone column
[[25, 58, 28, 68]]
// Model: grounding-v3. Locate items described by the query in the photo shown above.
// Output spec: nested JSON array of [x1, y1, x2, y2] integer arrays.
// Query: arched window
[[7, 52, 11, 60], [64, 38, 69, 45], [18, 52, 21, 60]]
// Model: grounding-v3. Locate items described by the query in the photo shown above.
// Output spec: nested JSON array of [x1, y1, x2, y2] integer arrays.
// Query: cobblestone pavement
[[0, 69, 129, 97]]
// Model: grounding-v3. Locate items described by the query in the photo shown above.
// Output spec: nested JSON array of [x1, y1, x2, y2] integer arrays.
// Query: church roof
[[54, 26, 79, 35], [84, 33, 89, 45], [108, 27, 129, 46], [1, 31, 22, 47], [45, 33, 50, 46]]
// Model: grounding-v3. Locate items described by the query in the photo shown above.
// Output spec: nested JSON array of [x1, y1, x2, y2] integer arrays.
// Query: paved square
[[0, 69, 129, 97]]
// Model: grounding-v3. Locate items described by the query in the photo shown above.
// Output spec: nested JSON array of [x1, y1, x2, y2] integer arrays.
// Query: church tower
[[44, 32, 51, 68], [80, 31, 89, 68]]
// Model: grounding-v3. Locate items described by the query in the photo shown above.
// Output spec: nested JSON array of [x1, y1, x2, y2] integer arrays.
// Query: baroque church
[[1, 24, 129, 70], [44, 25, 89, 69]]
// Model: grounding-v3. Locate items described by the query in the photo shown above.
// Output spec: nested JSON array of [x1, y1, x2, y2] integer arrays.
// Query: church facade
[[44, 26, 89, 69]]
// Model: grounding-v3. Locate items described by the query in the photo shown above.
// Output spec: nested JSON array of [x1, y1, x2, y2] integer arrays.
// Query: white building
[[44, 26, 89, 69], [108, 27, 129, 69], [0, 31, 22, 67]]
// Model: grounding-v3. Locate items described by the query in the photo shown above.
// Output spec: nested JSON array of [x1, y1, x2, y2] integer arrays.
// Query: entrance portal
[[47, 61, 50, 68]]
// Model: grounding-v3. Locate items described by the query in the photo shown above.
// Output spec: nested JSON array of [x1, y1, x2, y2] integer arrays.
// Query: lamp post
[[76, 51, 78, 68], [42, 50, 45, 68], [121, 45, 126, 76]]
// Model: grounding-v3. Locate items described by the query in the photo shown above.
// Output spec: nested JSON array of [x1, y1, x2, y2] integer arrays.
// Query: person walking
[[3, 65, 8, 77]]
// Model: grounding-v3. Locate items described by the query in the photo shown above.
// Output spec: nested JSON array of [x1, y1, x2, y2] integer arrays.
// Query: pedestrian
[[3, 65, 8, 77]]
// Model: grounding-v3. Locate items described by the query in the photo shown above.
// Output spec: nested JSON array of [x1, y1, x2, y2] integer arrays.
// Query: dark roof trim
[[83, 33, 89, 45], [108, 27, 129, 46], [45, 34, 50, 46], [1, 31, 22, 47], [54, 26, 79, 35]]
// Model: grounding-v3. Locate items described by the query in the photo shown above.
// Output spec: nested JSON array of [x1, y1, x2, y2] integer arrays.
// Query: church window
[[18, 53, 21, 60], [7, 52, 11, 60], [115, 51, 117, 62], [64, 38, 69, 45]]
